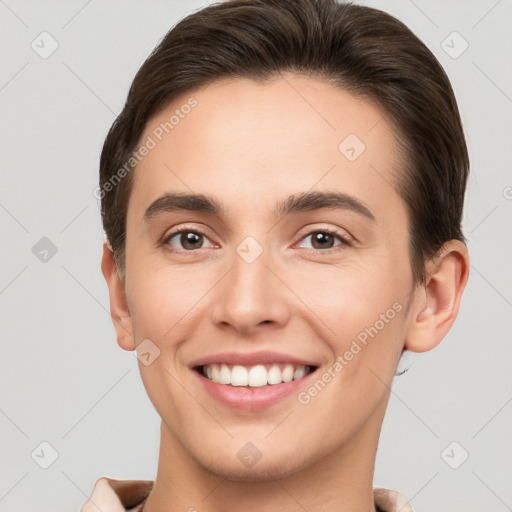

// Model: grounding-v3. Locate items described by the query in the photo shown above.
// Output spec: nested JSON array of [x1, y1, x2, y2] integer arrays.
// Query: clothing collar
[[81, 477, 414, 512]]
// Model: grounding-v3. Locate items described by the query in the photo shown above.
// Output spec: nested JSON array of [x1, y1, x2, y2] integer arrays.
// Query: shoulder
[[373, 487, 414, 512], [81, 477, 153, 512]]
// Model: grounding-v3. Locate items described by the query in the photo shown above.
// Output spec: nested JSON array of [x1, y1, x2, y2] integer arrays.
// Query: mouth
[[190, 353, 320, 411], [194, 363, 317, 387]]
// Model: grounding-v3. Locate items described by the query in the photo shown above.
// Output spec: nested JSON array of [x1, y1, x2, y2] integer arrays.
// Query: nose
[[210, 245, 292, 336]]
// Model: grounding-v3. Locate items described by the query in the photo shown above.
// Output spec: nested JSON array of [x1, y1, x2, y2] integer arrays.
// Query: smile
[[190, 352, 320, 411], [198, 363, 313, 387]]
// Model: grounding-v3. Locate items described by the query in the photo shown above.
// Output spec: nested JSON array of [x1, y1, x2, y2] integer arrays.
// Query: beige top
[[80, 477, 415, 512]]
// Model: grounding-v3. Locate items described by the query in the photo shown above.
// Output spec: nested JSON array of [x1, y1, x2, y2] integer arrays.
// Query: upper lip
[[190, 350, 319, 368]]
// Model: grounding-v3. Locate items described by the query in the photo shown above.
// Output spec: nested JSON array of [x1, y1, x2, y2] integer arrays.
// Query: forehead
[[128, 73, 403, 223]]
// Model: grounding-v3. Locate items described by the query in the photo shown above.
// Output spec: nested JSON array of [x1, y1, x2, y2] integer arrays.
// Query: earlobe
[[100, 242, 136, 351], [404, 240, 470, 353]]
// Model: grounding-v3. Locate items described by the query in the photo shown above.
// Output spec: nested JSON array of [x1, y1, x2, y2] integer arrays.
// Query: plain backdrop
[[1, 1, 511, 511]]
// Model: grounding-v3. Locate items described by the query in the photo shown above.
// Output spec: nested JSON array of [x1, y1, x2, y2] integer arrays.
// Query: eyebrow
[[143, 191, 375, 223]]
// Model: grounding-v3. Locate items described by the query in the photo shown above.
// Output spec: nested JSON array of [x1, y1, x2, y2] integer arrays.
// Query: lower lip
[[193, 368, 317, 411]]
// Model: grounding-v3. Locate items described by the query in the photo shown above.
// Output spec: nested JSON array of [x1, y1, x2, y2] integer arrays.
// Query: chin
[[191, 447, 310, 482]]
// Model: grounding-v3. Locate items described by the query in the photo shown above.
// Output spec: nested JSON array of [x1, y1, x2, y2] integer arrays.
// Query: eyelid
[[161, 224, 214, 247], [161, 223, 353, 255], [294, 225, 353, 250]]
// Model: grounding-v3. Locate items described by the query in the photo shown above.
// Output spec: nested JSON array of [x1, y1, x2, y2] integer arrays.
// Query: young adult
[[83, 1, 470, 510]]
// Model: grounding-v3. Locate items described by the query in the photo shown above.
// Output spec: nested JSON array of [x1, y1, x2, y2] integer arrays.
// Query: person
[[83, 0, 470, 510]]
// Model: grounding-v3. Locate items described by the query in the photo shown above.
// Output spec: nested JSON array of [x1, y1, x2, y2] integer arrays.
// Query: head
[[100, 0, 469, 481], [99, 0, 469, 287]]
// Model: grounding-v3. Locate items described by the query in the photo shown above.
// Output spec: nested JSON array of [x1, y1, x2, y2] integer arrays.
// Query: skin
[[101, 73, 469, 512]]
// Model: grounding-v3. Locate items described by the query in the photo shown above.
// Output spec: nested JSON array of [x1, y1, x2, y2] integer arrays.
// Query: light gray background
[[1, 1, 511, 511]]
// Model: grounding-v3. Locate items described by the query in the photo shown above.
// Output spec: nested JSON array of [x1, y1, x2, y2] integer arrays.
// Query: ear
[[101, 241, 136, 351], [404, 240, 470, 353]]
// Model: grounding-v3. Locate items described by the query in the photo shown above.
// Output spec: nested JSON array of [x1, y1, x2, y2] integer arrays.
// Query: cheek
[[125, 255, 214, 343], [298, 259, 402, 343], [297, 259, 407, 406], [297, 275, 406, 440]]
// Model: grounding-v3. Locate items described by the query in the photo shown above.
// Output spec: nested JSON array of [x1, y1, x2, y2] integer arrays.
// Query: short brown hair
[[99, 0, 469, 285]]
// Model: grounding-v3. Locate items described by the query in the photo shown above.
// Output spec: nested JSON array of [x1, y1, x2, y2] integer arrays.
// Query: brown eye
[[165, 230, 210, 251], [311, 232, 336, 249], [299, 229, 350, 251]]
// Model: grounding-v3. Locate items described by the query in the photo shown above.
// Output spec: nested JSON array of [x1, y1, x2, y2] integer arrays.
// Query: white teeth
[[231, 365, 248, 386], [248, 365, 267, 387], [218, 363, 231, 385], [267, 365, 282, 385], [293, 366, 307, 380], [282, 364, 294, 383], [202, 363, 311, 387]]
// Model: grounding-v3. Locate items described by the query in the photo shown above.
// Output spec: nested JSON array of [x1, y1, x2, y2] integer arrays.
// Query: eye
[[161, 226, 351, 254], [298, 228, 351, 251], [163, 228, 215, 252]]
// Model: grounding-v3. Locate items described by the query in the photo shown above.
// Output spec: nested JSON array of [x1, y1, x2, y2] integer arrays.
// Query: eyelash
[[161, 226, 352, 254]]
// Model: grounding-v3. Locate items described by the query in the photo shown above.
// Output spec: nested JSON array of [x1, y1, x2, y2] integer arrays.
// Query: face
[[120, 73, 418, 480]]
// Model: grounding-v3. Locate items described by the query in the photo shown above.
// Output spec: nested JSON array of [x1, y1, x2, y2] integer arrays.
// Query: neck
[[143, 404, 386, 512]]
